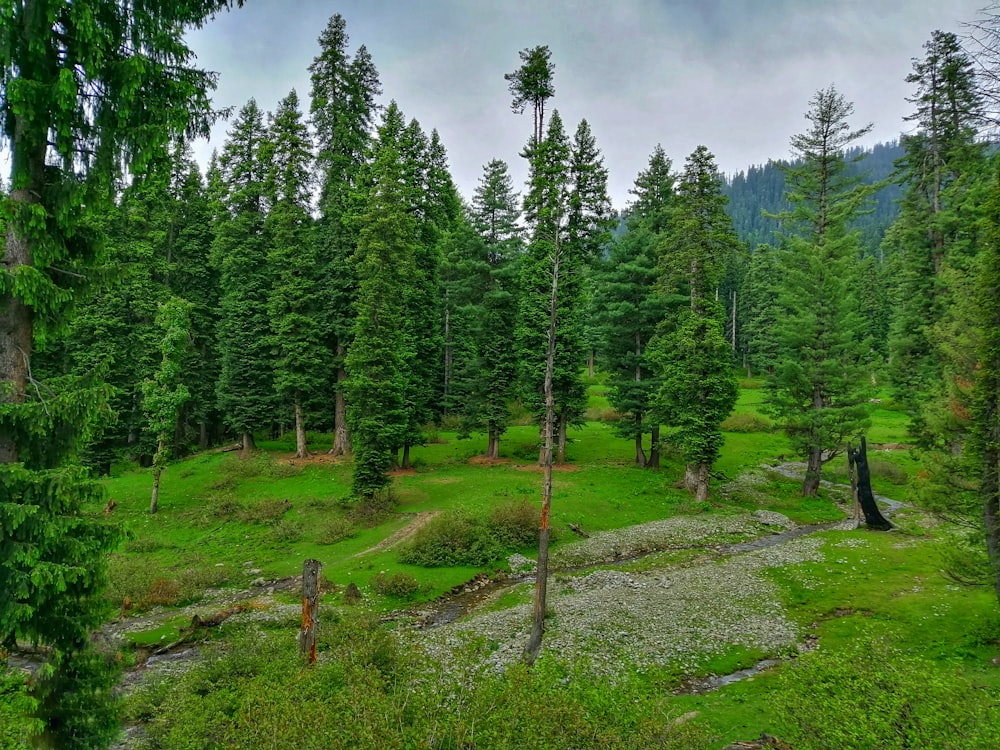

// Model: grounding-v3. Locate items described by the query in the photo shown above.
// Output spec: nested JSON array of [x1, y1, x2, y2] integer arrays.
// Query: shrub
[[720, 412, 773, 432], [317, 517, 356, 544], [868, 458, 908, 485], [371, 572, 422, 599], [488, 500, 539, 548], [268, 519, 303, 544], [770, 636, 1000, 749], [399, 512, 503, 567], [239, 498, 293, 525]]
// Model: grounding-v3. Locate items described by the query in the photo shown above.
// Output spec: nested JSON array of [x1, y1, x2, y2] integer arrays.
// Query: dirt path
[[353, 511, 441, 557]]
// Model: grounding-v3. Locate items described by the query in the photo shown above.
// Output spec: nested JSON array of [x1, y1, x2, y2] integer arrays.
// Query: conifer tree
[[888, 31, 986, 436], [739, 245, 783, 376], [595, 145, 675, 466], [213, 99, 274, 456], [263, 90, 321, 459], [766, 87, 873, 496], [651, 146, 739, 500], [1, 1, 243, 743], [346, 106, 418, 500], [143, 298, 192, 514], [309, 14, 382, 456], [505, 46, 556, 143], [468, 159, 523, 457]]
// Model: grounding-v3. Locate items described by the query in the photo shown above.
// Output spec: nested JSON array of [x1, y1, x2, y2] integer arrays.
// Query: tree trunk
[[647, 426, 661, 469], [150, 467, 163, 515], [634, 431, 647, 467], [294, 398, 308, 459], [525, 247, 560, 666], [684, 462, 710, 503], [330, 349, 351, 456], [298, 559, 321, 665], [556, 417, 567, 464], [401, 444, 411, 470], [199, 421, 209, 451], [0, 136, 44, 465], [487, 430, 500, 459], [849, 437, 893, 530], [802, 446, 823, 496], [587, 349, 595, 379], [443, 306, 452, 413], [240, 430, 256, 459]]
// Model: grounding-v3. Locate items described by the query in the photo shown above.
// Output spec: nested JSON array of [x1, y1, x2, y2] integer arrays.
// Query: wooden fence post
[[299, 558, 321, 664]]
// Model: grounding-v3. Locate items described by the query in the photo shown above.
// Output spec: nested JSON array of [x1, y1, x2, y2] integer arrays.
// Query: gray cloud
[[187, 0, 985, 209]]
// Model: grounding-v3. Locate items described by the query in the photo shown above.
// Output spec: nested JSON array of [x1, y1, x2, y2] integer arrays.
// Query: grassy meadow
[[93, 380, 1000, 749]]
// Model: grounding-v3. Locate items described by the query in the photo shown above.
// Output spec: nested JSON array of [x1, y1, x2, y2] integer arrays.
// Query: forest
[[2, 2, 1000, 748]]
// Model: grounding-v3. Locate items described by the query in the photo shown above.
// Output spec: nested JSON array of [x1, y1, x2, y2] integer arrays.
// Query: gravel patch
[[414, 535, 827, 678]]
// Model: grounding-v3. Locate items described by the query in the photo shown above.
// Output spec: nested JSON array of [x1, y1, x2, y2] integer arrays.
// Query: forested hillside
[[723, 140, 904, 253], [3, 3, 1000, 747]]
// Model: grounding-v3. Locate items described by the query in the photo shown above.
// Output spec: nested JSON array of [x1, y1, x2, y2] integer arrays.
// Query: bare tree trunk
[[525, 248, 560, 666], [556, 418, 567, 464], [487, 430, 500, 459], [684, 462, 710, 503], [149, 437, 166, 515], [401, 444, 411, 470], [849, 437, 893, 530], [298, 559, 321, 665], [587, 349, 595, 378], [443, 306, 452, 413], [199, 421, 209, 451], [330, 346, 351, 456], [240, 430, 256, 460], [803, 446, 823, 496], [647, 426, 661, 469], [0, 148, 45, 463], [294, 399, 308, 459], [634, 431, 647, 467]]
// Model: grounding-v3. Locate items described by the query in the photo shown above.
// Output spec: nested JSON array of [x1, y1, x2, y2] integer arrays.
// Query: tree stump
[[298, 559, 322, 664], [848, 437, 893, 531]]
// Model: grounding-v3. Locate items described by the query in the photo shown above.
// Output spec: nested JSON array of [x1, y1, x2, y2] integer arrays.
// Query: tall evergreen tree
[[263, 89, 321, 459], [345, 113, 417, 501], [888, 31, 986, 436], [505, 45, 556, 143], [461, 159, 523, 458], [651, 146, 739, 501], [595, 145, 675, 467], [765, 87, 873, 496], [1, 1, 243, 743], [213, 99, 274, 456], [309, 14, 382, 456], [143, 298, 192, 514], [517, 111, 579, 463]]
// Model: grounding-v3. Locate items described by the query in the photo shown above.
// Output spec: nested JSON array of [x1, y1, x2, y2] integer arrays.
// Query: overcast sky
[[188, 0, 985, 209]]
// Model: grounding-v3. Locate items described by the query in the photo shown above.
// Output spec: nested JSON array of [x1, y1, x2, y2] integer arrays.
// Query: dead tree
[[847, 437, 893, 530], [298, 558, 322, 664]]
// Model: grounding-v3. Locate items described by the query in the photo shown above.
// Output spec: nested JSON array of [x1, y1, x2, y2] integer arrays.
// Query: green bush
[[399, 512, 504, 567], [770, 636, 1000, 749], [720, 412, 774, 432], [317, 516, 356, 544], [371, 571, 422, 599], [239, 498, 293, 525], [268, 519, 303, 544], [488, 500, 540, 548], [868, 458, 908, 485]]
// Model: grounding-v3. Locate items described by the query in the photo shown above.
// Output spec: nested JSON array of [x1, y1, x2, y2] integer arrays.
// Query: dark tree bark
[[298, 558, 321, 664], [848, 437, 893, 530]]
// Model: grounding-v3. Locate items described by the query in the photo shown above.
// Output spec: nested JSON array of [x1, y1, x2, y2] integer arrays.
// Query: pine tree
[[888, 31, 987, 436], [309, 14, 382, 456], [346, 107, 418, 500], [505, 46, 556, 143], [518, 111, 581, 463], [766, 87, 874, 496], [143, 298, 192, 514], [739, 245, 782, 376], [468, 159, 523, 458], [213, 99, 274, 456], [1, 1, 243, 743], [263, 90, 322, 459], [651, 146, 739, 501], [595, 145, 675, 467]]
